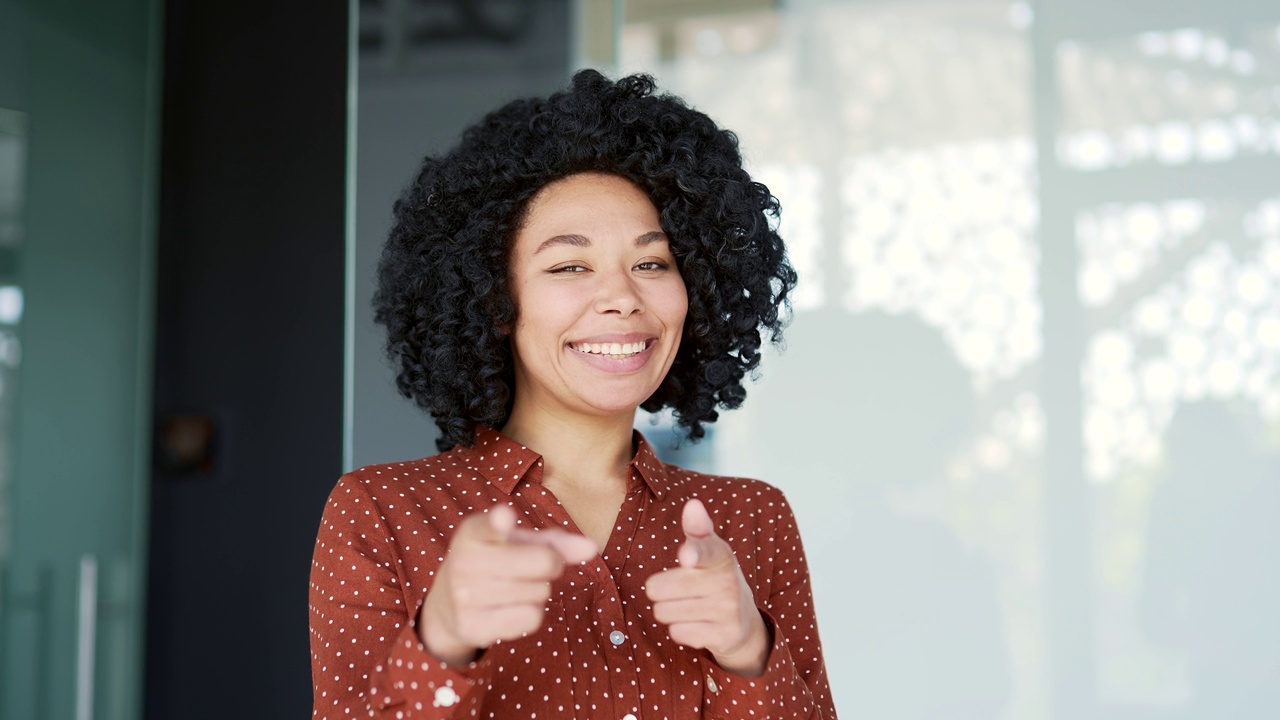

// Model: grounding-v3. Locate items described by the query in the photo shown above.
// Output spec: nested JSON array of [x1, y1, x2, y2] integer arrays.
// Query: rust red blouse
[[309, 427, 835, 719]]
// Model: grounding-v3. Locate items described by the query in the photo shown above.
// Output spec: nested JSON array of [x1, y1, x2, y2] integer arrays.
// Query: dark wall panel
[[147, 1, 347, 717]]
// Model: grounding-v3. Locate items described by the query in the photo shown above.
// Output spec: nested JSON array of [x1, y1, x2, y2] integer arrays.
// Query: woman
[[310, 70, 834, 720]]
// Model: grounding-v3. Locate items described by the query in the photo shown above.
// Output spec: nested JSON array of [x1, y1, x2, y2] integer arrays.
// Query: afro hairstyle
[[374, 69, 797, 451]]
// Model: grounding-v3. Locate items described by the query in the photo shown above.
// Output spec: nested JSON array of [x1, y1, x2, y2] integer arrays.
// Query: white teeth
[[573, 341, 647, 356]]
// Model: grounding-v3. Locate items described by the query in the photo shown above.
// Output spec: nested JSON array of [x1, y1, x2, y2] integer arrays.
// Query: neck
[[501, 406, 635, 491]]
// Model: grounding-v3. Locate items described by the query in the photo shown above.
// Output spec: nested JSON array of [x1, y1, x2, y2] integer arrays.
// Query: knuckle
[[516, 605, 544, 633], [537, 548, 563, 576], [456, 514, 487, 540], [715, 574, 739, 596], [453, 615, 481, 645], [520, 581, 549, 605], [670, 625, 701, 649], [651, 602, 671, 624]]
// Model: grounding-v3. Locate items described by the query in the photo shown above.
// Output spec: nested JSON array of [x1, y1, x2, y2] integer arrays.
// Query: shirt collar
[[467, 426, 672, 501], [630, 431, 672, 501]]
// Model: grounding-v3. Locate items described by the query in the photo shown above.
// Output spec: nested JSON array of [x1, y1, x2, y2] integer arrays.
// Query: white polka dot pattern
[[308, 427, 836, 719]]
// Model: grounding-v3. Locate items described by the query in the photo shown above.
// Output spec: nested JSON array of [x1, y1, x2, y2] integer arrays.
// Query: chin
[[578, 385, 661, 418]]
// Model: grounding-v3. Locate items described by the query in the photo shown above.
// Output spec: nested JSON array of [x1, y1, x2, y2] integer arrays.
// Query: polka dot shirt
[[309, 427, 835, 719]]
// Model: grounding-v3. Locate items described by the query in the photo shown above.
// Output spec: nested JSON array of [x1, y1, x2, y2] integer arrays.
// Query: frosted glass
[[612, 1, 1280, 718]]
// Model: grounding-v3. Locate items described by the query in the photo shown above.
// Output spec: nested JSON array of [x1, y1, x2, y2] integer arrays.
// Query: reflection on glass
[[755, 309, 1012, 720], [606, 1, 1280, 718], [615, 3, 1041, 716], [1061, 19, 1280, 716], [0, 106, 25, 609]]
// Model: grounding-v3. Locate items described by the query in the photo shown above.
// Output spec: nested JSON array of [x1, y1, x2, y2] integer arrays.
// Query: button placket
[[594, 491, 649, 720]]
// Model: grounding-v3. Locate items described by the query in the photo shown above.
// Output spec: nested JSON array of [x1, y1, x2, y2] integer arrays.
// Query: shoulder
[[659, 462, 796, 523], [328, 446, 484, 506], [656, 463, 808, 593], [317, 445, 511, 548], [347, 447, 473, 482]]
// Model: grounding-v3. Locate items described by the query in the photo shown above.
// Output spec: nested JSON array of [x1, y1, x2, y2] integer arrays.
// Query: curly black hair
[[374, 69, 797, 451]]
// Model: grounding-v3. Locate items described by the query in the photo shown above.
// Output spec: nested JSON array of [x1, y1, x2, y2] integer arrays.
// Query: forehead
[[520, 172, 658, 229]]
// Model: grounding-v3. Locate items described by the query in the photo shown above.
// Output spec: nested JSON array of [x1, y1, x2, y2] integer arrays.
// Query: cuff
[[701, 611, 816, 719], [372, 605, 494, 718]]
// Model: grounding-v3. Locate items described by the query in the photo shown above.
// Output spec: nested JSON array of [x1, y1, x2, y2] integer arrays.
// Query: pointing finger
[[510, 527, 598, 564]]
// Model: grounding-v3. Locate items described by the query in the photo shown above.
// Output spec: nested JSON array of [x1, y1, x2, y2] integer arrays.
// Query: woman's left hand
[[644, 499, 771, 677]]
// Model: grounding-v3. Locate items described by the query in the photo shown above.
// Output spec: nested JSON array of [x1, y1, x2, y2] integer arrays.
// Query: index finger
[[510, 527, 597, 564], [454, 504, 518, 546]]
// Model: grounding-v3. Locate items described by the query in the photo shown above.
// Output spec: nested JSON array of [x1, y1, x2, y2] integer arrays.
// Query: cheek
[[512, 283, 588, 346], [663, 277, 690, 327]]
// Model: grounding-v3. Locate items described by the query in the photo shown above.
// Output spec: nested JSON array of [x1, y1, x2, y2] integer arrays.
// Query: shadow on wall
[[1141, 400, 1280, 720], [754, 309, 1011, 719]]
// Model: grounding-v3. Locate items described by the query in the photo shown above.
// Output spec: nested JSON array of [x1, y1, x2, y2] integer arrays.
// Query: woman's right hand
[[418, 504, 597, 666]]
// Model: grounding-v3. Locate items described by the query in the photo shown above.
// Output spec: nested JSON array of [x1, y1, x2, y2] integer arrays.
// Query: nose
[[593, 268, 644, 317]]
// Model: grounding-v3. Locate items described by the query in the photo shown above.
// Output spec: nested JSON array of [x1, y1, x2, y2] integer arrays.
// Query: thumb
[[481, 503, 517, 541], [681, 498, 715, 538], [678, 499, 718, 567]]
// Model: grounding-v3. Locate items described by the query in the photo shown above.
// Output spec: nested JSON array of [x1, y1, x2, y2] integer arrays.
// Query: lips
[[566, 334, 658, 371]]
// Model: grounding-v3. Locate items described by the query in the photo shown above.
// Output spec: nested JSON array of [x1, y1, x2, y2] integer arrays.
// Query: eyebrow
[[534, 230, 668, 254]]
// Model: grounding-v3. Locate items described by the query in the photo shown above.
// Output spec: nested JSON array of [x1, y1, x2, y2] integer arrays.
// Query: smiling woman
[[309, 70, 832, 720]]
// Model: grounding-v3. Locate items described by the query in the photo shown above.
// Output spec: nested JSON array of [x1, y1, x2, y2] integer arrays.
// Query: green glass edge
[[343, 0, 358, 474]]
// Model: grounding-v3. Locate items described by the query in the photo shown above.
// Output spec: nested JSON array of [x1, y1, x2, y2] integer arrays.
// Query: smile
[[568, 340, 651, 359]]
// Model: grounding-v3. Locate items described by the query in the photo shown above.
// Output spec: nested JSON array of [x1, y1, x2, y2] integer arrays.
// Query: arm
[[700, 490, 836, 720], [309, 475, 595, 719], [646, 493, 836, 719], [308, 474, 494, 719]]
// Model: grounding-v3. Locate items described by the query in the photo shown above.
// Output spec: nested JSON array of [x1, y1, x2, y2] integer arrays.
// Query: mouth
[[567, 339, 653, 360]]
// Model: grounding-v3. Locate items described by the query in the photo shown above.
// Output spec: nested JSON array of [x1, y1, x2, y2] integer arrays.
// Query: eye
[[549, 264, 588, 274], [635, 260, 670, 272]]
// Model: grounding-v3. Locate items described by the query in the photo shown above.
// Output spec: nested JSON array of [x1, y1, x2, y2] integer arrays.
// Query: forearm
[[312, 614, 495, 720], [701, 610, 829, 720], [309, 475, 496, 719]]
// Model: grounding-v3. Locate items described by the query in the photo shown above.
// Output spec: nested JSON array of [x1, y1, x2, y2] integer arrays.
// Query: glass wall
[[0, 108, 22, 591], [348, 0, 573, 470], [588, 1, 1280, 718], [0, 0, 159, 717]]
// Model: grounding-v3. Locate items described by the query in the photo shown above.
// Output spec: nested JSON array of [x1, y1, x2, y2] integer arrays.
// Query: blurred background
[[0, 0, 1277, 718]]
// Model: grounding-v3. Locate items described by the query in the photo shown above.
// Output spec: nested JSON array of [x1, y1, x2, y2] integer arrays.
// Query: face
[[506, 173, 688, 424]]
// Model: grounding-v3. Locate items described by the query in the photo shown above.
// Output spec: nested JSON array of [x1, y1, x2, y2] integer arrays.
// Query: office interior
[[0, 0, 1278, 718]]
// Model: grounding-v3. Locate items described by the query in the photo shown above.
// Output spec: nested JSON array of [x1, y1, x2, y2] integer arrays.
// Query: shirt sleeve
[[701, 490, 836, 720], [309, 473, 496, 719]]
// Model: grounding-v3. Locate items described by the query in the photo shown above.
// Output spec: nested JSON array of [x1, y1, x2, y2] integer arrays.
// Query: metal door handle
[[75, 554, 97, 720]]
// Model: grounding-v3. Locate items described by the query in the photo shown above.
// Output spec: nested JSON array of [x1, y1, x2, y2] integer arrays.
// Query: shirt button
[[707, 676, 719, 694], [432, 686, 459, 707], [609, 630, 626, 645], [623, 714, 638, 720]]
